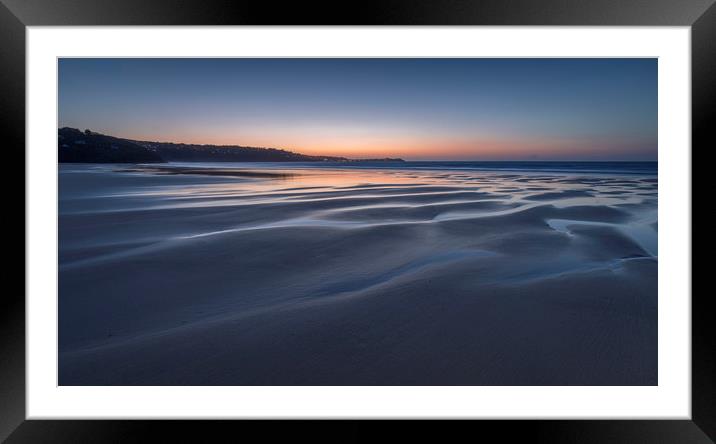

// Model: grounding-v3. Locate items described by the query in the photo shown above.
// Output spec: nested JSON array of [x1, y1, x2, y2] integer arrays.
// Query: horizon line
[[58, 126, 657, 163]]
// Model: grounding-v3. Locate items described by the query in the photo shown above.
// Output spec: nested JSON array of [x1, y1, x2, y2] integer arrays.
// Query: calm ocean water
[[163, 160, 658, 175]]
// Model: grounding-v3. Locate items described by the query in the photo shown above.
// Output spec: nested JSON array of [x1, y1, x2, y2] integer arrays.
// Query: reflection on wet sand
[[59, 164, 657, 386]]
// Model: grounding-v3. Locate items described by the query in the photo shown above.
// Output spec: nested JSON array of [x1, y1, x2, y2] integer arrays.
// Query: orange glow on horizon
[[106, 128, 650, 161]]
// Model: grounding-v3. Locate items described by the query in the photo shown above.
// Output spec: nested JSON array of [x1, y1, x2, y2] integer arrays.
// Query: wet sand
[[58, 163, 657, 385]]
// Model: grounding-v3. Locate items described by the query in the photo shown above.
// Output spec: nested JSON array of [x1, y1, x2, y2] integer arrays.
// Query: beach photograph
[[58, 58, 657, 386]]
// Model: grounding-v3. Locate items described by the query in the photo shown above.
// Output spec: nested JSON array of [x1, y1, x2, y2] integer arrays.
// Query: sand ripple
[[58, 164, 657, 385]]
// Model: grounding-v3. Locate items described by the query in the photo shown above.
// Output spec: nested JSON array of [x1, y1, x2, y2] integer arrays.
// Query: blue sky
[[58, 58, 657, 160]]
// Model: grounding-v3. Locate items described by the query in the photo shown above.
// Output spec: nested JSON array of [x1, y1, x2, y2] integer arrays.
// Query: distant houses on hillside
[[58, 127, 404, 164]]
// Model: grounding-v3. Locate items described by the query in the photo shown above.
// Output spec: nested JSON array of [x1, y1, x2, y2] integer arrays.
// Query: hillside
[[58, 128, 353, 163], [59, 128, 164, 163], [132, 140, 348, 162]]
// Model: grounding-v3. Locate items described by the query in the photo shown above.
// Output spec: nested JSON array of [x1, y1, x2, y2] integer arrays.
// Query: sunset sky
[[58, 58, 657, 160]]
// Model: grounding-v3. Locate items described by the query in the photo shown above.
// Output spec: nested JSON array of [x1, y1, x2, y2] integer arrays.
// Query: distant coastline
[[58, 128, 654, 171], [58, 128, 405, 164]]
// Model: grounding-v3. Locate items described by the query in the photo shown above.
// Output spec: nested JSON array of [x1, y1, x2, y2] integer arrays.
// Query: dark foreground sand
[[58, 164, 658, 385]]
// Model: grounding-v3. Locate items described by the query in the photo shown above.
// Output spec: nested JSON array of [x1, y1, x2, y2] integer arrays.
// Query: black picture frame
[[3, 0, 709, 442]]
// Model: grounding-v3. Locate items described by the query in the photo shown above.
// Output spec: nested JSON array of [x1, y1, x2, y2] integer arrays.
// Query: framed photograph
[[5, 0, 709, 442]]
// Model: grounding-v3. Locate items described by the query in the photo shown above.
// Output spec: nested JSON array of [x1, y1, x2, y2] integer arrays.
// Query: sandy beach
[[58, 162, 657, 385]]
